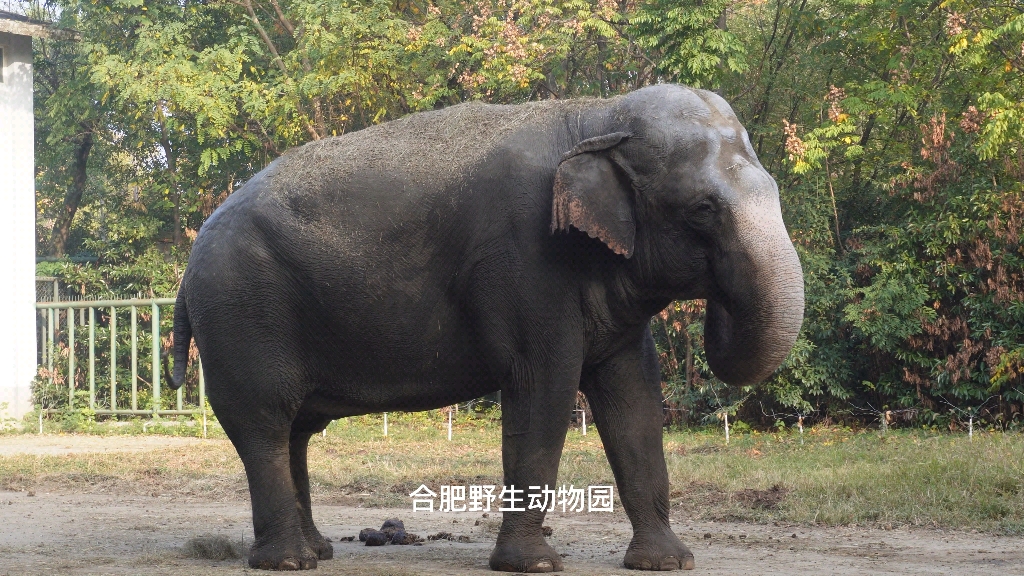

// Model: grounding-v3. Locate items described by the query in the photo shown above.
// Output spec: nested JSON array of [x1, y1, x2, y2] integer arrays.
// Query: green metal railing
[[36, 297, 206, 419]]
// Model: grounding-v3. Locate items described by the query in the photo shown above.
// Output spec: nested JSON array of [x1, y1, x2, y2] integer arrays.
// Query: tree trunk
[[158, 124, 182, 247], [714, 5, 728, 95], [850, 113, 876, 192], [49, 128, 94, 256]]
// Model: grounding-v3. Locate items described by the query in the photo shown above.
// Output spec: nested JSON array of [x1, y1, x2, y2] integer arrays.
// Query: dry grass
[[181, 535, 245, 561], [1, 413, 1021, 534]]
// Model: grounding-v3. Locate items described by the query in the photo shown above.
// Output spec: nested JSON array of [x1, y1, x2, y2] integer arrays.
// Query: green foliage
[[28, 0, 1024, 427], [843, 272, 933, 351], [629, 0, 747, 89], [0, 403, 19, 431], [732, 0, 1024, 426]]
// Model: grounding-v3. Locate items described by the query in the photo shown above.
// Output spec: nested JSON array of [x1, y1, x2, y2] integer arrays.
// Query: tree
[[30, 0, 1024, 426]]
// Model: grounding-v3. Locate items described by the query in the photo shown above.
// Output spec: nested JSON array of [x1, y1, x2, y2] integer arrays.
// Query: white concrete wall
[[0, 32, 37, 423]]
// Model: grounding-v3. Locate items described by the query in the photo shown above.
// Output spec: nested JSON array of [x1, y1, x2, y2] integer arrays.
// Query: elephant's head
[[552, 84, 804, 386]]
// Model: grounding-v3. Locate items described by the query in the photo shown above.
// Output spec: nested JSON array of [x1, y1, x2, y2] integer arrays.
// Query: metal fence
[[35, 276, 58, 304], [35, 290, 206, 420]]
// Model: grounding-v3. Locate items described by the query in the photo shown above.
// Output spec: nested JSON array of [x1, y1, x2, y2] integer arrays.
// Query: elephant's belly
[[300, 329, 499, 417]]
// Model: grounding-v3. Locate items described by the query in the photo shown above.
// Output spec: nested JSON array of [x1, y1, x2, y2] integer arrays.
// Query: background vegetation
[[19, 0, 1024, 428]]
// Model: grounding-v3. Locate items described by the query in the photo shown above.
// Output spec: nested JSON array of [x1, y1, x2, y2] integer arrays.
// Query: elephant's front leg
[[581, 329, 694, 571], [489, 359, 579, 573]]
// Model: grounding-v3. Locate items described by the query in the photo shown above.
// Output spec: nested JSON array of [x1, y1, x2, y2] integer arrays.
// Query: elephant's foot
[[303, 528, 334, 560], [488, 536, 564, 572], [248, 539, 319, 570], [623, 529, 694, 571]]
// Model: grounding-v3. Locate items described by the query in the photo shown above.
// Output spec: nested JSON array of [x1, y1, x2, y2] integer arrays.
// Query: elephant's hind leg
[[290, 416, 335, 560], [218, 409, 319, 570]]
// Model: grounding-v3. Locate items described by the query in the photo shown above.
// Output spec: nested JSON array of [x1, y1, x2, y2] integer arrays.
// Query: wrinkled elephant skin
[[168, 84, 804, 572]]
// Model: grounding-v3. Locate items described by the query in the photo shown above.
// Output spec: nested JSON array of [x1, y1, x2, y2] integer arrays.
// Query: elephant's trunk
[[704, 202, 805, 387]]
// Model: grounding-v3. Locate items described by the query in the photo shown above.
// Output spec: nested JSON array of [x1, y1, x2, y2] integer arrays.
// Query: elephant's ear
[[551, 132, 635, 258]]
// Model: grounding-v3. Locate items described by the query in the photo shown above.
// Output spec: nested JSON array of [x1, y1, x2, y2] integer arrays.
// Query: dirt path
[[0, 434, 202, 456], [0, 490, 1020, 575], [1, 435, 1021, 575]]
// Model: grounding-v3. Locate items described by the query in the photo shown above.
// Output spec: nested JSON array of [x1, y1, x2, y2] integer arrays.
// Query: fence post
[[39, 311, 46, 367], [46, 308, 53, 388], [131, 305, 138, 411], [110, 306, 117, 411], [152, 302, 160, 416], [89, 307, 96, 410], [68, 307, 75, 409], [176, 359, 183, 411], [51, 283, 60, 399], [198, 356, 206, 439]]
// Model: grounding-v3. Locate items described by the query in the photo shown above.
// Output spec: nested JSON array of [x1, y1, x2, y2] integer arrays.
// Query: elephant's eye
[[686, 198, 718, 230], [693, 199, 717, 215]]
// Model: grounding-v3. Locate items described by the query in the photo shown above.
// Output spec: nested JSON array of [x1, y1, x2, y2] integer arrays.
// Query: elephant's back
[[182, 97, 598, 306], [207, 98, 605, 234], [271, 99, 584, 199], [182, 103, 549, 294]]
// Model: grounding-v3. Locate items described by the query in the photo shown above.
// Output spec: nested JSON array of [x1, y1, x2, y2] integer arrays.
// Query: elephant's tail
[[163, 291, 192, 391]]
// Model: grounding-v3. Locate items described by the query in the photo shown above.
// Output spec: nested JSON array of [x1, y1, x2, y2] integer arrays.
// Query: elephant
[[166, 83, 804, 572]]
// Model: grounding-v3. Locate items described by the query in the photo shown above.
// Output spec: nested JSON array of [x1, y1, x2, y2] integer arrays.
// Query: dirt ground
[[0, 435, 202, 457], [1, 436, 1021, 576]]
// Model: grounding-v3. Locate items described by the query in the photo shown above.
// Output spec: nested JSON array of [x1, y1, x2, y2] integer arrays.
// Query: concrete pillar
[[0, 31, 37, 423]]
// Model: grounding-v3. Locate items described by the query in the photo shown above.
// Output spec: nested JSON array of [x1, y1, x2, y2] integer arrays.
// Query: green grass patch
[[8, 407, 228, 438], [663, 428, 1024, 533], [1, 414, 1021, 534]]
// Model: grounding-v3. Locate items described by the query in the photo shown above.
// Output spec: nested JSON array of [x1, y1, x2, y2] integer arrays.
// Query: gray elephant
[[167, 84, 804, 572]]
